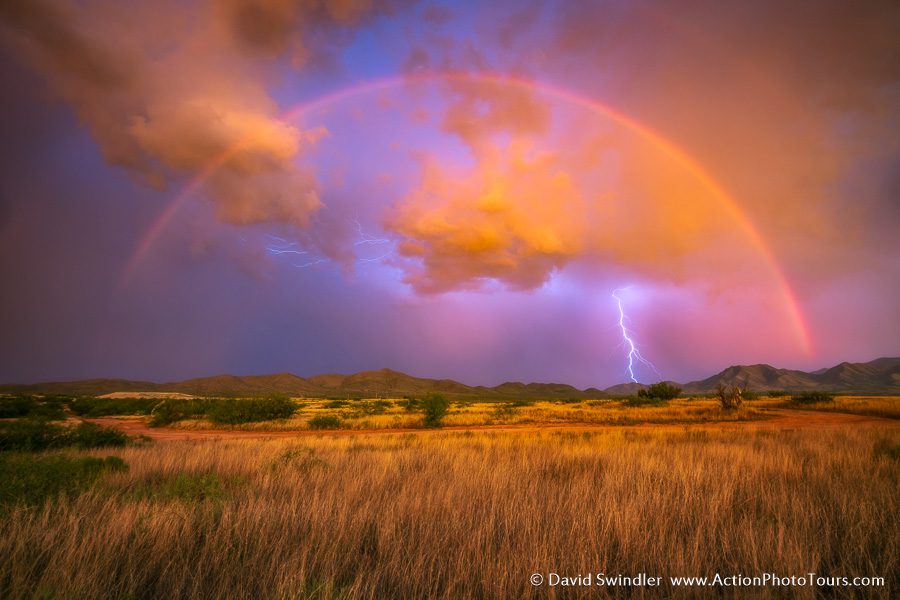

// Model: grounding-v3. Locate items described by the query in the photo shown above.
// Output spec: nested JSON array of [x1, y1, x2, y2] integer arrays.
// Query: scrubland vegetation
[[135, 396, 764, 431], [0, 419, 128, 452], [0, 393, 898, 597], [784, 394, 900, 420], [0, 427, 897, 599], [5, 392, 896, 434], [635, 381, 682, 402]]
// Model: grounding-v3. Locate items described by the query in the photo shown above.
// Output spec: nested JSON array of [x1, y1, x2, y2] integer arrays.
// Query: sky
[[0, 0, 898, 389]]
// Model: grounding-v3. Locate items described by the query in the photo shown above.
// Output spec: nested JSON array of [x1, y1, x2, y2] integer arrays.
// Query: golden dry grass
[[1, 427, 897, 599], [768, 396, 900, 420]]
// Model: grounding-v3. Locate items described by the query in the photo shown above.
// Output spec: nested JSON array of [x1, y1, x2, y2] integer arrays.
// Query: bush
[[421, 394, 450, 428], [0, 397, 39, 418], [716, 384, 744, 410], [206, 397, 297, 425], [399, 398, 421, 412], [558, 397, 583, 404], [148, 397, 298, 426], [791, 391, 833, 404], [308, 415, 342, 430], [323, 400, 350, 409], [67, 422, 129, 448], [625, 395, 662, 407], [0, 396, 66, 420], [637, 382, 682, 402], [70, 397, 159, 417], [356, 400, 392, 415], [767, 390, 789, 398], [0, 419, 63, 451], [492, 403, 518, 418], [148, 399, 213, 426], [0, 420, 128, 451], [0, 454, 127, 508]]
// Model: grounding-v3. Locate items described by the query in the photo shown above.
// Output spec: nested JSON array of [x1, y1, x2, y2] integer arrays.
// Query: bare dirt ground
[[86, 408, 899, 442]]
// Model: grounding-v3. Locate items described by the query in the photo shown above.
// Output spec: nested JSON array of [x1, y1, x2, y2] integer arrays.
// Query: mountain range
[[1, 357, 897, 398]]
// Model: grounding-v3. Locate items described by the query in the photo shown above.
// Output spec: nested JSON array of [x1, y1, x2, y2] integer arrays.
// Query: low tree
[[716, 384, 744, 410], [637, 382, 682, 401], [421, 393, 450, 428]]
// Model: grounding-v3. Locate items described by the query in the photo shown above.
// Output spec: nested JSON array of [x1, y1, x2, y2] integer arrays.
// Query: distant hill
[[1, 358, 897, 398], [681, 357, 900, 395], [602, 382, 649, 397], [680, 364, 819, 394]]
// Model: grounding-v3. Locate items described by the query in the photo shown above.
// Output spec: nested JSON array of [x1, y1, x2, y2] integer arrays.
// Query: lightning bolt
[[352, 216, 391, 248], [263, 219, 395, 270], [612, 287, 660, 383], [264, 235, 306, 255], [264, 234, 323, 268]]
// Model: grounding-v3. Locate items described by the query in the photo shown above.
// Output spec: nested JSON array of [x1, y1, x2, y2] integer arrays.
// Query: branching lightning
[[264, 235, 308, 257], [612, 287, 660, 383], [351, 216, 394, 263], [263, 219, 394, 270], [352, 217, 391, 247]]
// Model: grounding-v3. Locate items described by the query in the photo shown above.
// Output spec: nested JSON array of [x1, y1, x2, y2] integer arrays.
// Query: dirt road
[[86, 408, 898, 442]]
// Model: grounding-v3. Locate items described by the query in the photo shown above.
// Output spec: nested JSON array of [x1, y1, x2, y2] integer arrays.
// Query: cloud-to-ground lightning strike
[[612, 287, 661, 383]]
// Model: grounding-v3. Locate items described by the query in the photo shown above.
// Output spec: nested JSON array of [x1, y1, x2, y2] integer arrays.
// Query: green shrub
[[558, 397, 583, 404], [767, 390, 789, 398], [0, 420, 128, 451], [357, 400, 392, 415], [791, 391, 833, 404], [148, 397, 297, 426], [625, 395, 662, 407], [421, 394, 450, 428], [308, 415, 342, 430], [70, 397, 159, 417], [148, 399, 213, 426], [0, 397, 37, 418], [66, 422, 129, 448], [637, 382, 682, 401], [206, 397, 297, 425], [0, 396, 66, 420], [323, 400, 349, 409], [0, 419, 63, 451], [492, 403, 518, 418], [399, 398, 421, 412], [0, 454, 127, 508]]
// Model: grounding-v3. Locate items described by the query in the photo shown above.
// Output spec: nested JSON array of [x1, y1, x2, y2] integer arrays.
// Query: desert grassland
[[167, 397, 766, 431], [2, 427, 898, 599], [768, 396, 900, 420]]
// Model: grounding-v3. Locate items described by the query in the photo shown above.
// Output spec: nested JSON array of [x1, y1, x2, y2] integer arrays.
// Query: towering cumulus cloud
[[387, 75, 744, 293], [390, 142, 590, 293], [0, 0, 389, 227]]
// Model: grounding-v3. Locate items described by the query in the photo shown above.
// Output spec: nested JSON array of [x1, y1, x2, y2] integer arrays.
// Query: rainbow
[[121, 71, 812, 354]]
